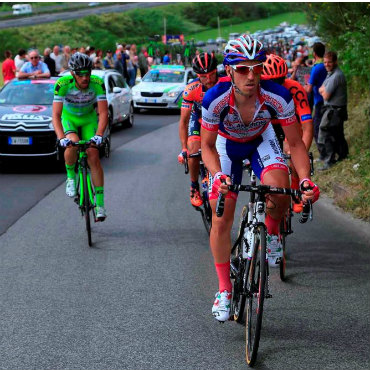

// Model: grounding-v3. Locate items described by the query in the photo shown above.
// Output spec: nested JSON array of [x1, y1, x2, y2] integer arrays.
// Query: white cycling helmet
[[223, 34, 266, 65]]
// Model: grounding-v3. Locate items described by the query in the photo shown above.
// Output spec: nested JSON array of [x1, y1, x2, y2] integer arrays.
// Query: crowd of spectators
[[1, 43, 176, 88], [1, 39, 348, 170]]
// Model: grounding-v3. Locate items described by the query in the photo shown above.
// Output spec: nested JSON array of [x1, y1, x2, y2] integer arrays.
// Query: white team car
[[132, 65, 197, 112]]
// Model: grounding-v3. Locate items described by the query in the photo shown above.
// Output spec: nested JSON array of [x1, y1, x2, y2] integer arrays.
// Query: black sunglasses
[[74, 70, 91, 77]]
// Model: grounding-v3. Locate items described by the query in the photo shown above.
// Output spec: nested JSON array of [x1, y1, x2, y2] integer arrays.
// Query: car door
[[105, 74, 118, 123], [111, 73, 130, 117]]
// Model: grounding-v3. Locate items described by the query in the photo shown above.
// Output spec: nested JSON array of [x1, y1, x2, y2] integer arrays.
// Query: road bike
[[58, 139, 109, 247], [183, 149, 212, 234], [216, 177, 312, 367]]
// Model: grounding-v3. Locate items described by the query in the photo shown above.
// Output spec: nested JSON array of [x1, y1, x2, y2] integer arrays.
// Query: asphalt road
[[0, 2, 169, 30], [0, 113, 369, 369]]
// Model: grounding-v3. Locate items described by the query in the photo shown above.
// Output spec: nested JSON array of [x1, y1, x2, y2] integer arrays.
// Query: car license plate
[[8, 137, 32, 145], [144, 98, 157, 103]]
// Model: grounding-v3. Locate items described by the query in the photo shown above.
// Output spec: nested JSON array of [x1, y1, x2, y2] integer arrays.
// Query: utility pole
[[217, 16, 221, 38]]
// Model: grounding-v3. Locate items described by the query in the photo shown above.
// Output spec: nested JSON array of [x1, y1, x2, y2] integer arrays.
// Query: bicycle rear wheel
[[246, 223, 267, 367], [82, 166, 92, 247]]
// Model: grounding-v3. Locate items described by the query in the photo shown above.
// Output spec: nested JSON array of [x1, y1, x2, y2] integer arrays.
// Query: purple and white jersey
[[201, 76, 297, 142]]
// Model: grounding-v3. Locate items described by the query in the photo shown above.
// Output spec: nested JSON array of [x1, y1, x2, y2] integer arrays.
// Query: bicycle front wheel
[[232, 205, 248, 323], [82, 166, 92, 247], [246, 223, 267, 367]]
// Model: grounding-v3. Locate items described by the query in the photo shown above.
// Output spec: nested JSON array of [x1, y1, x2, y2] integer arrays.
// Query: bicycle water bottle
[[243, 227, 254, 259]]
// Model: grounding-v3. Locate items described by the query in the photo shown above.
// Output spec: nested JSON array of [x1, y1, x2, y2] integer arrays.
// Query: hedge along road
[[0, 111, 177, 236], [0, 2, 169, 30], [0, 119, 369, 369]]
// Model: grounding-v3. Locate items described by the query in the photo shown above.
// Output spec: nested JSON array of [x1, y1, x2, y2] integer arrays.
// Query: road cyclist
[[200, 34, 320, 322], [178, 52, 219, 208], [52, 52, 109, 221], [261, 53, 314, 213]]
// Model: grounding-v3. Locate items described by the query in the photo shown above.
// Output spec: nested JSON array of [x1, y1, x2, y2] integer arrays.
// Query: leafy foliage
[[304, 3, 370, 93]]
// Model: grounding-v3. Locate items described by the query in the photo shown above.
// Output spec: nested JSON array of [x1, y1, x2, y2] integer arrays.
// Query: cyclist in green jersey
[[52, 52, 109, 220]]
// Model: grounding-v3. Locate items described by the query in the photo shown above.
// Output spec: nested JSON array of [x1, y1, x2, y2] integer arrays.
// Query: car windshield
[[0, 80, 55, 105], [143, 70, 185, 83]]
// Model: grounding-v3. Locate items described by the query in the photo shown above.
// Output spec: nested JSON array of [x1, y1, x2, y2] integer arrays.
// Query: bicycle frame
[[77, 149, 95, 212]]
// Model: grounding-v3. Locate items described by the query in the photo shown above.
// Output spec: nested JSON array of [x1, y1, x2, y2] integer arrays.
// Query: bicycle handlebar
[[216, 183, 313, 223], [183, 150, 202, 175]]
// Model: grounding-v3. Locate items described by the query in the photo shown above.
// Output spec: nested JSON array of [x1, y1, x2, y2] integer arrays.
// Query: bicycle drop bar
[[183, 150, 202, 175], [216, 184, 312, 223]]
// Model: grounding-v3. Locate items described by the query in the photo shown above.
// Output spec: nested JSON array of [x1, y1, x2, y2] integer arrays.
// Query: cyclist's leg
[[250, 124, 290, 266], [187, 113, 202, 206], [62, 114, 79, 172], [80, 114, 105, 211]]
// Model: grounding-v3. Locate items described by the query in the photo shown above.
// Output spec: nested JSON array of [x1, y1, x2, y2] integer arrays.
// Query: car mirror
[[112, 87, 122, 93]]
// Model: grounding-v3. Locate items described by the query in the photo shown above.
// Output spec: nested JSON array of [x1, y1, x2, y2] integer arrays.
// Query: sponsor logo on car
[[1, 113, 52, 122]]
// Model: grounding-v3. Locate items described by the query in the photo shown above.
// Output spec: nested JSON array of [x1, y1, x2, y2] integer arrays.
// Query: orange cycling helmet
[[261, 54, 288, 80]]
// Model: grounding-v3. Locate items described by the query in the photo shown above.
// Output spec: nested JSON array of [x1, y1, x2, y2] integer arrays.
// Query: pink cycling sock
[[265, 214, 280, 235], [215, 262, 232, 293]]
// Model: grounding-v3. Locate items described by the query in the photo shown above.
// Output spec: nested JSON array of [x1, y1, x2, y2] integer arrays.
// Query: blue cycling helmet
[[223, 34, 266, 66]]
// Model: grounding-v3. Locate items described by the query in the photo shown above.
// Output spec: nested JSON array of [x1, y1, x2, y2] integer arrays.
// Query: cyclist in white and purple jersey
[[201, 34, 320, 322]]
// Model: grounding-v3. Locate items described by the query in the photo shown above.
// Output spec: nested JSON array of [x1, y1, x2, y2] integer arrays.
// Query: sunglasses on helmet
[[230, 63, 264, 75], [74, 70, 91, 77]]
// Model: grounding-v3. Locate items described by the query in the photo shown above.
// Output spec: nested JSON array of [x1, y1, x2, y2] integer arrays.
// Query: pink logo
[[13, 105, 47, 113]]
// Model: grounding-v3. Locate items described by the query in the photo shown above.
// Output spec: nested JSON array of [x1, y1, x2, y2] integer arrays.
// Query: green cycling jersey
[[53, 75, 107, 139]]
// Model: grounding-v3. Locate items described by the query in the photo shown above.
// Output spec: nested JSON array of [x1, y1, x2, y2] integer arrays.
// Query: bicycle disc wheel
[[82, 166, 92, 247], [232, 205, 248, 323], [246, 223, 267, 367]]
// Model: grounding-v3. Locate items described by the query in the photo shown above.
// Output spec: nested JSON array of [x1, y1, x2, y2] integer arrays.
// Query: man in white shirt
[[50, 45, 63, 74]]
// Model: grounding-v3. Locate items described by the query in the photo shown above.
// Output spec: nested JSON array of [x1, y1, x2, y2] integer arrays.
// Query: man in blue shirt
[[18, 49, 50, 79], [305, 42, 327, 160]]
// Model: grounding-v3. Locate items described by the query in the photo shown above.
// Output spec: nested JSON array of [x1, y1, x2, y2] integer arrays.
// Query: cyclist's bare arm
[[200, 127, 221, 176], [302, 121, 313, 150], [283, 122, 311, 180], [179, 108, 192, 149], [96, 100, 108, 137], [52, 101, 65, 140]]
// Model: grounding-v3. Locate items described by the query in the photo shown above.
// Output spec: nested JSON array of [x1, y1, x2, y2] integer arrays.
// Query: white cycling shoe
[[66, 178, 76, 198], [95, 206, 107, 221], [267, 234, 283, 267], [212, 290, 232, 322]]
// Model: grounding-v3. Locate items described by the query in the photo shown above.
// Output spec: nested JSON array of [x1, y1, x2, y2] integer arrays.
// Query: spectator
[[129, 44, 138, 85], [60, 45, 71, 72], [304, 42, 327, 161], [162, 50, 170, 65], [317, 51, 349, 170], [2, 50, 16, 84], [103, 50, 115, 69], [14, 48, 27, 76], [114, 44, 129, 82], [18, 49, 50, 79], [71, 47, 77, 55], [50, 45, 63, 74], [87, 46, 96, 60], [93, 56, 103, 70], [138, 46, 149, 78], [79, 46, 86, 54], [43, 47, 56, 76], [126, 45, 136, 87], [291, 54, 313, 109], [114, 50, 124, 78]]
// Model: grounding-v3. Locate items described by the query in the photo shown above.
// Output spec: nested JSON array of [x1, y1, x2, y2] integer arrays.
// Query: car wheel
[[125, 104, 134, 128]]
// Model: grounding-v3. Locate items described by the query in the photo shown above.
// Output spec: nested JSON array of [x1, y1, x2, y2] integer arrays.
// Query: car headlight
[[167, 91, 180, 98], [132, 90, 140, 96]]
